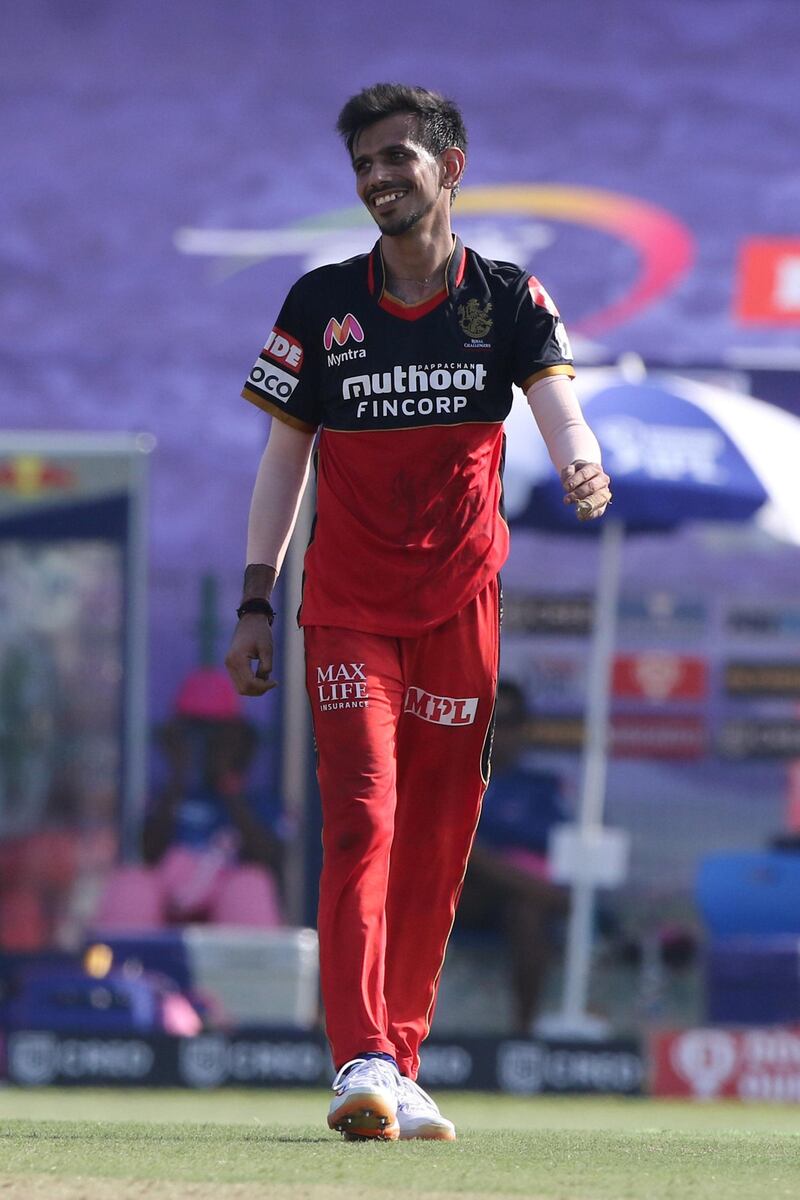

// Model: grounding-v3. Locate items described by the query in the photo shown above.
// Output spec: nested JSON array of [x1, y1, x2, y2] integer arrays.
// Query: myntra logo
[[323, 313, 364, 350], [404, 688, 478, 726]]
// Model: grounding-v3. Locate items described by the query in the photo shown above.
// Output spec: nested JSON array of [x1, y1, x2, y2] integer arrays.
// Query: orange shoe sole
[[328, 1095, 399, 1141]]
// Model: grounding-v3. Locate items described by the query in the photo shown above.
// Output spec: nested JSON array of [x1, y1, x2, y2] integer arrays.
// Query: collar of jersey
[[368, 235, 467, 321]]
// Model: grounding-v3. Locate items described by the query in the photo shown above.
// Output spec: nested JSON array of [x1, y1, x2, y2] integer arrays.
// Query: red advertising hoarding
[[612, 654, 707, 701], [651, 1027, 800, 1102]]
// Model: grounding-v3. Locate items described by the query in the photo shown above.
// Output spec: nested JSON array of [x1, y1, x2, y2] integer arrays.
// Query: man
[[226, 83, 611, 1142], [95, 667, 284, 932]]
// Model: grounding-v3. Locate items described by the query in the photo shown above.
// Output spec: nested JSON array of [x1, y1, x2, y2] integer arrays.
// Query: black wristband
[[236, 598, 276, 625]]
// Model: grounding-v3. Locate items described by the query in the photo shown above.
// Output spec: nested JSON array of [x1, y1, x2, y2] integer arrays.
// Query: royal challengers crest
[[458, 299, 493, 339]]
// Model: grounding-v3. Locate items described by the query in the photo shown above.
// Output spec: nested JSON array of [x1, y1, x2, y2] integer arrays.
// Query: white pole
[[559, 517, 624, 1030]]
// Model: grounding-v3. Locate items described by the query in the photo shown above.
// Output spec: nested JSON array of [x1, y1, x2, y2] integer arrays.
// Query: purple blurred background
[[3, 0, 799, 719]]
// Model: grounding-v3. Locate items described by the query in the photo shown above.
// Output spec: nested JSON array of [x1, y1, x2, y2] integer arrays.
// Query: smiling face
[[352, 112, 460, 237]]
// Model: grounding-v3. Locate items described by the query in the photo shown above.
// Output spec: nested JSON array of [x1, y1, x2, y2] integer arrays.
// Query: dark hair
[[336, 82, 468, 162]]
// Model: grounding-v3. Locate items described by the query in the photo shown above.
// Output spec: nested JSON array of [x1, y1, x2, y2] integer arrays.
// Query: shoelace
[[331, 1057, 399, 1093]]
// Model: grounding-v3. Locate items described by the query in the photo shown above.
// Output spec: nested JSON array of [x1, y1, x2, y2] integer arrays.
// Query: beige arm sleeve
[[246, 418, 316, 571], [526, 374, 602, 473]]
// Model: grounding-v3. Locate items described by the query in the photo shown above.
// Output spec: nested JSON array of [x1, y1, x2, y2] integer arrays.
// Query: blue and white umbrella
[[503, 372, 800, 1034], [505, 374, 800, 541]]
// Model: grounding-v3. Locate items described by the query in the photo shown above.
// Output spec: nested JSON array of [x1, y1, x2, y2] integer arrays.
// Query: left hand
[[560, 460, 612, 521]]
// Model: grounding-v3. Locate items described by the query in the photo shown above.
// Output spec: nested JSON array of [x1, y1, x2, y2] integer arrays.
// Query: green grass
[[1, 1089, 799, 1199]]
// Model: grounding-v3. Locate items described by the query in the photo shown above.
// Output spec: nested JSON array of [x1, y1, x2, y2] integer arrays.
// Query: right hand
[[225, 614, 278, 696], [560, 460, 612, 520]]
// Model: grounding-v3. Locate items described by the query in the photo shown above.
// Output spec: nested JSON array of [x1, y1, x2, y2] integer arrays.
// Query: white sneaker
[[327, 1057, 400, 1141], [396, 1076, 456, 1141]]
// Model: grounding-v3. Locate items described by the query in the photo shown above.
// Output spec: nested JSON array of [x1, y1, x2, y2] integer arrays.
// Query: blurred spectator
[[94, 668, 284, 930], [0, 784, 116, 953], [0, 828, 77, 952], [456, 680, 569, 1034]]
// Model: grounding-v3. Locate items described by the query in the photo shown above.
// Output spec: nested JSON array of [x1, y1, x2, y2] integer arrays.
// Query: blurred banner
[[1, 1028, 643, 1095], [651, 1027, 800, 1102]]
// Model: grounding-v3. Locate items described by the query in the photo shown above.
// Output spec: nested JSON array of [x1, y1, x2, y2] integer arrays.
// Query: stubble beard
[[374, 192, 438, 238]]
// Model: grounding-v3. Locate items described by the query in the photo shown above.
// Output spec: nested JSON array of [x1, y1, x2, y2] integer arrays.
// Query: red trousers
[[304, 579, 500, 1079]]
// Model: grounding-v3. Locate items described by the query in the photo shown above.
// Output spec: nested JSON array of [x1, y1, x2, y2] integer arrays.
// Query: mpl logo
[[323, 313, 364, 351], [404, 687, 478, 726]]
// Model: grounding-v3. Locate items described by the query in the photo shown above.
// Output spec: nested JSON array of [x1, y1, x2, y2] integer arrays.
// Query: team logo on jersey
[[404, 687, 478, 726], [323, 313, 365, 351], [247, 359, 299, 403], [458, 299, 493, 340], [263, 326, 303, 373]]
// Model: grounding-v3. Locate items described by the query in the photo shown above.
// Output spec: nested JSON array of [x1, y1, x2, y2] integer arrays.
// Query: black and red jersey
[[242, 236, 574, 636]]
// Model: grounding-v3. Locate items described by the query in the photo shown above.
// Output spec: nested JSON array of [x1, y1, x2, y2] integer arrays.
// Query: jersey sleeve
[[241, 283, 321, 432], [510, 275, 576, 392]]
